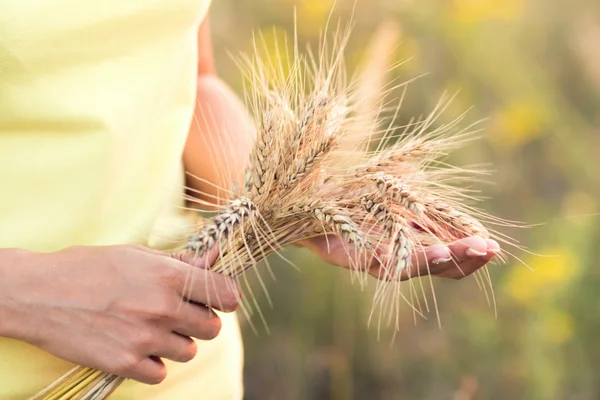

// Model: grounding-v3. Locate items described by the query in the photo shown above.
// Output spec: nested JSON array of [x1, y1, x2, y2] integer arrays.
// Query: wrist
[[0, 248, 36, 339]]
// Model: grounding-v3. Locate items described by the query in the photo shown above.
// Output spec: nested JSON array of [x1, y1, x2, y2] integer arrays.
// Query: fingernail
[[431, 257, 452, 265], [466, 248, 487, 257], [485, 239, 501, 253]]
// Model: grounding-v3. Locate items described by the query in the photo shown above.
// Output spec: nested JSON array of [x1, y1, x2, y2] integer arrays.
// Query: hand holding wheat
[[0, 245, 240, 387], [301, 234, 500, 280]]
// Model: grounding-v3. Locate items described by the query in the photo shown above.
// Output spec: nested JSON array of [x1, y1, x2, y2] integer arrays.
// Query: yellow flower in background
[[451, 0, 523, 24], [503, 247, 578, 307], [541, 310, 575, 344], [488, 100, 545, 152]]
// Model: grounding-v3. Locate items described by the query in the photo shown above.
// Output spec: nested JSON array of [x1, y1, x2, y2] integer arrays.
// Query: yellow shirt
[[0, 0, 243, 398]]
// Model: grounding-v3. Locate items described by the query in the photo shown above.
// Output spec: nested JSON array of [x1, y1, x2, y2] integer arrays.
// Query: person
[[0, 1, 500, 398]]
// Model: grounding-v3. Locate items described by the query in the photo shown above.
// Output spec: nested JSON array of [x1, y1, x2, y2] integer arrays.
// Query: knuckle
[[131, 329, 157, 352], [113, 352, 141, 376], [158, 264, 186, 288], [148, 296, 178, 320]]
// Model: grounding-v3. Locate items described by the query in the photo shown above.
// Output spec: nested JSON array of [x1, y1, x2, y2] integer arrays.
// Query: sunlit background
[[209, 1, 600, 399]]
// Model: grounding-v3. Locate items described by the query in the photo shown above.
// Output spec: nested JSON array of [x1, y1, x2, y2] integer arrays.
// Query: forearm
[[183, 75, 255, 205]]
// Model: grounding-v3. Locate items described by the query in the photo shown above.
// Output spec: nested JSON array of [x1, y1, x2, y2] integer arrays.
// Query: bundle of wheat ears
[[31, 22, 520, 400]]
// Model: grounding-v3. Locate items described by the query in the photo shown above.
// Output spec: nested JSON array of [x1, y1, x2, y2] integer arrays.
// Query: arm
[[183, 17, 255, 205]]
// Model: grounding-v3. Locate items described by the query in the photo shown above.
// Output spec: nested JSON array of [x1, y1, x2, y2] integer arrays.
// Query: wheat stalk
[[31, 21, 520, 400]]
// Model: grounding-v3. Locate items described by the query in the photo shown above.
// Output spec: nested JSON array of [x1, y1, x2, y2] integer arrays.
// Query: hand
[[300, 235, 500, 281], [0, 245, 240, 385]]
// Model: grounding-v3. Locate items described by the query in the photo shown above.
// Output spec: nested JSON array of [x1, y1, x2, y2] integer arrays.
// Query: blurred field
[[209, 1, 600, 399]]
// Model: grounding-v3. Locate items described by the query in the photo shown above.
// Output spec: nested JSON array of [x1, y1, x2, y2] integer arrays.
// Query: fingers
[[411, 243, 452, 268], [170, 302, 223, 340], [370, 236, 500, 281], [162, 250, 240, 312], [300, 234, 500, 283], [421, 237, 500, 280], [172, 245, 220, 269], [131, 243, 220, 270], [436, 258, 488, 279], [177, 268, 241, 312], [447, 236, 489, 260], [150, 333, 198, 363], [119, 355, 167, 385], [485, 239, 501, 253], [441, 238, 500, 279], [373, 244, 451, 281]]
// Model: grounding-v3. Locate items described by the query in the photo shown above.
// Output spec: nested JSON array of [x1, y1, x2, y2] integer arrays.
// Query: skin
[[0, 17, 500, 387], [301, 235, 501, 281], [183, 18, 255, 203]]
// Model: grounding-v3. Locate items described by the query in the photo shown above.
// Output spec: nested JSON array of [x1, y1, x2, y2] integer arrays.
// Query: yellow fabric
[[0, 0, 243, 398]]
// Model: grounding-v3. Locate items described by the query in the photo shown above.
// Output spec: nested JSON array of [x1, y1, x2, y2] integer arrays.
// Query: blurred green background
[[209, 1, 600, 399]]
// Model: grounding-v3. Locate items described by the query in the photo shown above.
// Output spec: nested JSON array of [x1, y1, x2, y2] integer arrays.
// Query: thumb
[[170, 245, 219, 269]]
